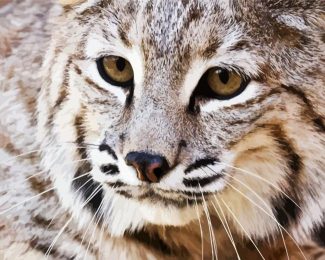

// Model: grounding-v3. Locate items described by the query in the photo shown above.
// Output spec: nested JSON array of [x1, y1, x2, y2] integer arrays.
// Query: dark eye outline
[[96, 56, 134, 88], [192, 67, 250, 101]]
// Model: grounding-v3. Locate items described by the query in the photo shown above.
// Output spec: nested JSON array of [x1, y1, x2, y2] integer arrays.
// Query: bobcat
[[0, 0, 324, 259]]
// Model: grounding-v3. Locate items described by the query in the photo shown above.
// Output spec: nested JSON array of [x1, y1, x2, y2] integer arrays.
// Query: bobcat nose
[[125, 152, 170, 183]]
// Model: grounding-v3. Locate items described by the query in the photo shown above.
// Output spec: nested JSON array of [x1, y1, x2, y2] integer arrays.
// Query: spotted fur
[[0, 0, 324, 259]]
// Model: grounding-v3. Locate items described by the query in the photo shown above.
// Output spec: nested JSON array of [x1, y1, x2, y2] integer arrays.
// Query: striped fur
[[0, 0, 324, 259]]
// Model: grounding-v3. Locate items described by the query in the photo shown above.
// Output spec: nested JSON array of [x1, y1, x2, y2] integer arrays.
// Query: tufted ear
[[59, 0, 84, 5]]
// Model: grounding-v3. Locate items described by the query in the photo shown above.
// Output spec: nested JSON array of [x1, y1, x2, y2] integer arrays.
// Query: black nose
[[125, 152, 170, 183]]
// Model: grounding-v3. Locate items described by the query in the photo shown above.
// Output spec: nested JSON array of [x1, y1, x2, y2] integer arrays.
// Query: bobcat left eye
[[194, 68, 250, 100], [96, 56, 134, 87]]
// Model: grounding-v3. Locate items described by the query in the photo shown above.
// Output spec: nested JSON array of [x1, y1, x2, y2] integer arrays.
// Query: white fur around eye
[[200, 81, 259, 113], [76, 60, 127, 103]]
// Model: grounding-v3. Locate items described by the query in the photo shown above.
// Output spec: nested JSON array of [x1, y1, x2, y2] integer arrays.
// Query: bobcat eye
[[193, 68, 250, 100], [207, 69, 244, 97], [97, 56, 134, 87]]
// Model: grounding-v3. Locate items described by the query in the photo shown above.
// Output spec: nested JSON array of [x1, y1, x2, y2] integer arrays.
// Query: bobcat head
[[37, 0, 325, 239]]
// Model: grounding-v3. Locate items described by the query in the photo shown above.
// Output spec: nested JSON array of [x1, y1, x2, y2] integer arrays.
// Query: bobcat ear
[[59, 0, 84, 6]]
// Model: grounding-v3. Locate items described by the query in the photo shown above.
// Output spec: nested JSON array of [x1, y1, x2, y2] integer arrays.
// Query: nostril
[[125, 152, 170, 183]]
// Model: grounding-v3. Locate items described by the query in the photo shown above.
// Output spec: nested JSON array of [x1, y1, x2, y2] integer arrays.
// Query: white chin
[[107, 195, 201, 237], [139, 203, 199, 226]]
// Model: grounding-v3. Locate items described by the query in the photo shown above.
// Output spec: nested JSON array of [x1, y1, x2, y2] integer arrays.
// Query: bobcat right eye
[[193, 67, 250, 100], [97, 56, 134, 87]]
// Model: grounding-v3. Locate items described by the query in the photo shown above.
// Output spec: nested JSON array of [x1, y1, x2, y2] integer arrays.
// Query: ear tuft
[[59, 0, 84, 6]]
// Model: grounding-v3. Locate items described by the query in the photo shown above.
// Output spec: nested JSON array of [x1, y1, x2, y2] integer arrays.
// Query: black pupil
[[218, 70, 229, 84], [116, 58, 126, 71]]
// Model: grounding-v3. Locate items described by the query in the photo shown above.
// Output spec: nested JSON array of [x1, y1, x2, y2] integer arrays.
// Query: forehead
[[78, 0, 313, 80], [135, 0, 234, 57], [83, 0, 242, 56]]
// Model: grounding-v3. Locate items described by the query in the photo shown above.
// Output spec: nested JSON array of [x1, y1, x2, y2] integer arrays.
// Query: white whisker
[[200, 167, 240, 259], [0, 143, 96, 165], [210, 199, 241, 260], [279, 222, 289, 260], [217, 176, 307, 260], [22, 157, 90, 184], [0, 168, 92, 215], [97, 207, 108, 254], [216, 162, 301, 210], [199, 185, 218, 260], [209, 166, 288, 260], [45, 185, 102, 258], [83, 200, 104, 260], [44, 170, 94, 233], [194, 196, 204, 260], [45, 215, 74, 258], [220, 198, 266, 260]]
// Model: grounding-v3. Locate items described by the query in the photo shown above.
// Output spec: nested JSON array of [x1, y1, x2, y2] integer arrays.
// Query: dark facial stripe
[[183, 174, 223, 188], [106, 181, 126, 188], [118, 26, 131, 47], [185, 158, 219, 174], [75, 113, 88, 161], [271, 195, 300, 227], [223, 88, 282, 111], [29, 237, 58, 257], [267, 124, 303, 175], [73, 165, 103, 215], [100, 164, 119, 175], [54, 58, 72, 109], [99, 144, 118, 160], [281, 85, 325, 132], [73, 110, 104, 214], [115, 190, 132, 199], [47, 58, 72, 128], [73, 64, 110, 95], [312, 220, 325, 246], [263, 124, 303, 227]]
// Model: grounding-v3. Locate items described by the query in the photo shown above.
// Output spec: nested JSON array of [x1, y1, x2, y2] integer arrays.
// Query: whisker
[[199, 167, 240, 259], [279, 222, 290, 260], [0, 167, 92, 215], [45, 170, 94, 233], [83, 200, 105, 260], [219, 198, 266, 260], [65, 141, 100, 147], [216, 175, 307, 260], [211, 199, 241, 260], [21, 158, 90, 184], [97, 182, 121, 252], [96, 205, 108, 253], [199, 185, 218, 260], [207, 165, 303, 260], [209, 167, 288, 260], [45, 215, 74, 258], [45, 185, 102, 258], [0, 147, 55, 164], [78, 198, 103, 258], [194, 196, 204, 260], [0, 186, 57, 216], [214, 163, 301, 210], [0, 141, 99, 164]]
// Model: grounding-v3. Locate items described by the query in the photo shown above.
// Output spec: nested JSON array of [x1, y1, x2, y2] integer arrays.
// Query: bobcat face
[[38, 1, 325, 237]]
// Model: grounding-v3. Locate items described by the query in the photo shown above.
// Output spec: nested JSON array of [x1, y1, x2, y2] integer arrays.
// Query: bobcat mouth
[[106, 183, 207, 207], [115, 188, 203, 207]]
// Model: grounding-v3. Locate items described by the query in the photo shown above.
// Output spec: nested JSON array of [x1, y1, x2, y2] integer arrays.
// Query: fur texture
[[0, 0, 324, 259]]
